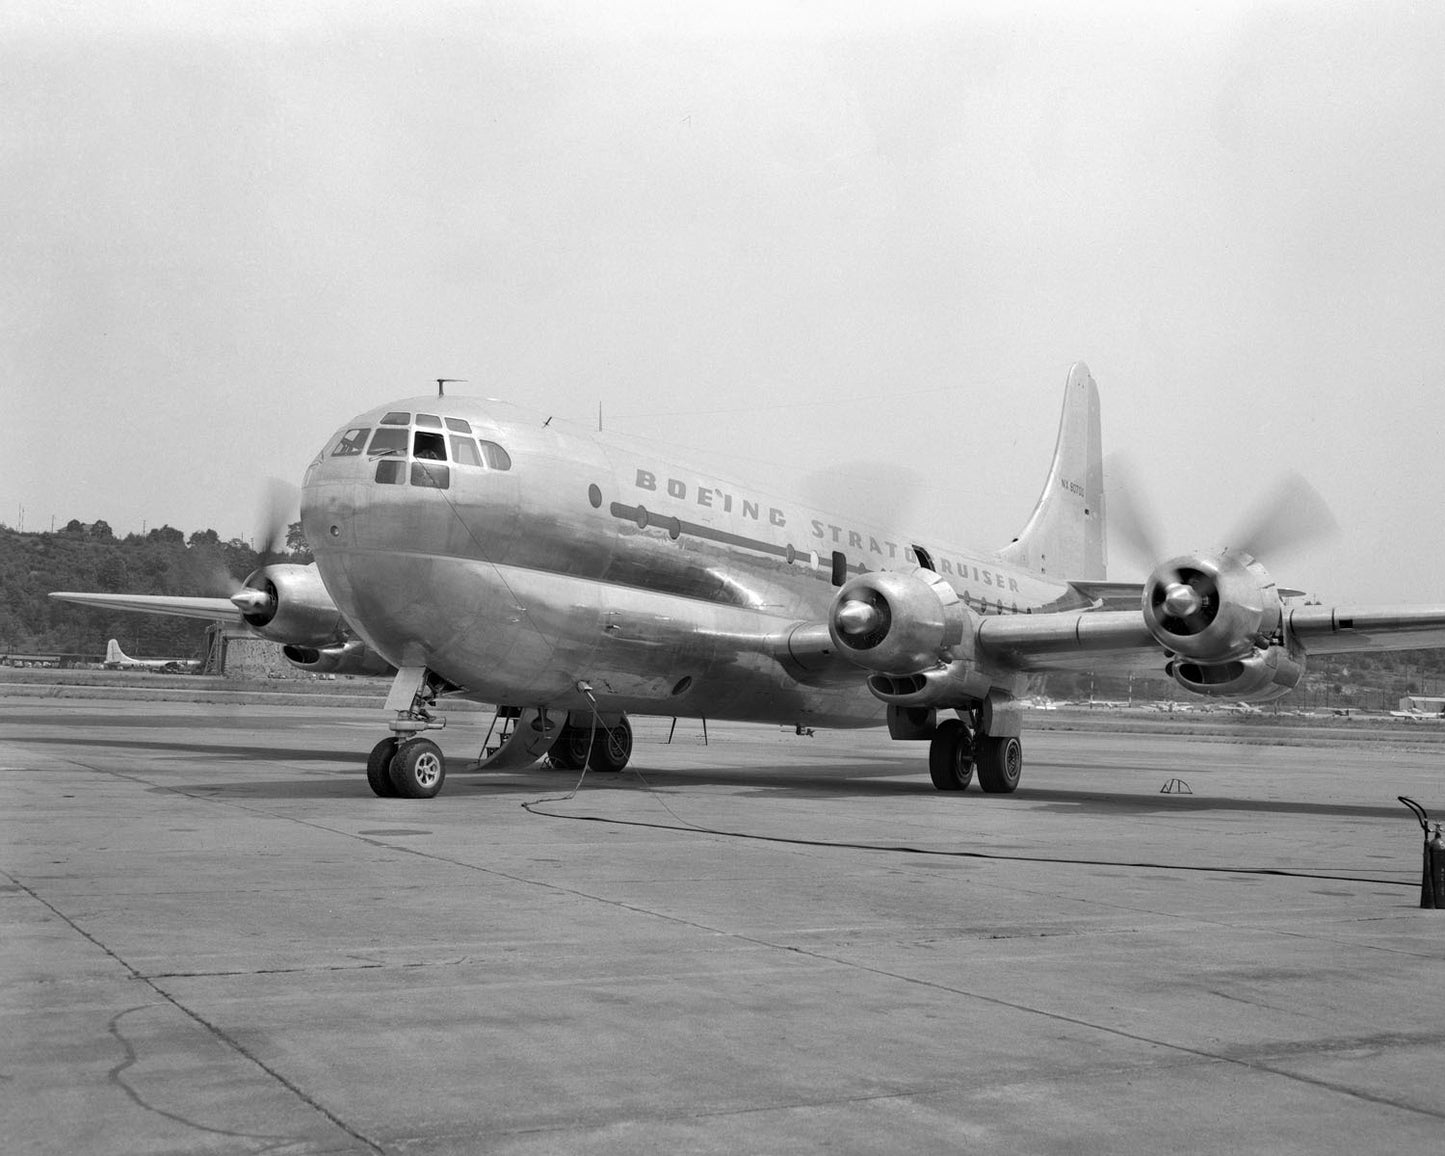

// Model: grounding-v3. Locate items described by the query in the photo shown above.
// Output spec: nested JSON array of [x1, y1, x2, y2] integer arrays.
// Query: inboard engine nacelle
[[828, 568, 991, 706], [282, 640, 396, 677], [232, 564, 345, 647]]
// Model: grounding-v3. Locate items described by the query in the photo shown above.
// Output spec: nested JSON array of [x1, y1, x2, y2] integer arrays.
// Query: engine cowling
[[828, 568, 972, 674], [282, 640, 396, 677], [828, 568, 994, 708], [1141, 551, 1283, 663], [1168, 645, 1306, 702], [232, 563, 344, 647]]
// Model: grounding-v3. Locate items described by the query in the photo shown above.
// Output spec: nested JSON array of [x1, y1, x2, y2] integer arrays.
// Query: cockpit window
[[331, 427, 369, 456], [450, 436, 482, 467], [413, 431, 447, 461], [411, 461, 450, 489], [415, 413, 442, 429], [445, 417, 473, 433], [380, 411, 410, 426], [367, 428, 408, 456], [375, 459, 405, 485], [479, 441, 512, 470]]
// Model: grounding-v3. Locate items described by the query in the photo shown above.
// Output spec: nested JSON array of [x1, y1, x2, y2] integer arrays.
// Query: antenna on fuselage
[[436, 378, 466, 397]]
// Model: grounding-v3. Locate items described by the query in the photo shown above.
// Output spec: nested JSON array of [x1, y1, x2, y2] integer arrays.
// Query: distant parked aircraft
[[104, 639, 199, 673]]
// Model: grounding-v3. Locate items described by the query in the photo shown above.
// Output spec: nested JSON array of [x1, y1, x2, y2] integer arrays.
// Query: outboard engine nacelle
[[828, 568, 974, 674], [1168, 644, 1306, 702], [1141, 551, 1283, 662]]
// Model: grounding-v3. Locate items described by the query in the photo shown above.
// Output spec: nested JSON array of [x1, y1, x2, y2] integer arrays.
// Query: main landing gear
[[545, 716, 633, 773], [365, 667, 637, 799], [926, 710, 1023, 794]]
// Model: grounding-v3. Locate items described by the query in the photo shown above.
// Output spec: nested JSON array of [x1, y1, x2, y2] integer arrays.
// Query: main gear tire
[[587, 717, 633, 773], [975, 735, 1023, 794], [927, 718, 974, 791], [547, 725, 592, 771]]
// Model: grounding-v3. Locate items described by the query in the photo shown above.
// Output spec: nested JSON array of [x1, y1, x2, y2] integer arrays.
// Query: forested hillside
[[1, 520, 309, 659]]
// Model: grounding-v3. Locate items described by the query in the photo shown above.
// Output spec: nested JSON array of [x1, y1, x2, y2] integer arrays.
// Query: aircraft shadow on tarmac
[[23, 734, 1419, 820], [20, 733, 354, 764]]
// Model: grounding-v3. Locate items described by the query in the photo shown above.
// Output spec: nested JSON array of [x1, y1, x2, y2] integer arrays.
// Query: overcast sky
[[4, 1, 1443, 603]]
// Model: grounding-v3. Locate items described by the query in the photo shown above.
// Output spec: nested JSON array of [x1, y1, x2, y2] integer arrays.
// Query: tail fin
[[997, 362, 1106, 580], [105, 639, 128, 665]]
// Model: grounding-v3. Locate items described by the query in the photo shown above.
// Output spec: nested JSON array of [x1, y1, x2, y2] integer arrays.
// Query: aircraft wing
[[975, 603, 1445, 673], [49, 592, 245, 624], [1283, 604, 1445, 654], [976, 610, 1157, 673]]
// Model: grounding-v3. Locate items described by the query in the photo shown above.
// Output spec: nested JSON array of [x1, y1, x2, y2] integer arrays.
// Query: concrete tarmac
[[3, 697, 1444, 1154]]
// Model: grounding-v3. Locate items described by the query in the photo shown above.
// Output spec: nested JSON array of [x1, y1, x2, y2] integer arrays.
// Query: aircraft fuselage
[[300, 396, 1076, 727]]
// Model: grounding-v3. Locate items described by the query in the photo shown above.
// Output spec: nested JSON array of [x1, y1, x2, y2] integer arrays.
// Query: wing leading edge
[[49, 591, 246, 623]]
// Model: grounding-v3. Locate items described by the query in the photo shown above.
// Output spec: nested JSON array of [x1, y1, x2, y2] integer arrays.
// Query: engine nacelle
[[866, 660, 994, 708], [282, 640, 395, 677], [1168, 645, 1306, 702], [1141, 551, 1283, 663], [828, 568, 974, 675], [235, 563, 344, 647]]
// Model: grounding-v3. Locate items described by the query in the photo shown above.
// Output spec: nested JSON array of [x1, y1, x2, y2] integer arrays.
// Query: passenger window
[[415, 413, 442, 429], [445, 417, 473, 433], [479, 441, 512, 470], [375, 459, 405, 484], [331, 427, 370, 456], [380, 411, 410, 426], [367, 428, 408, 456], [411, 461, 450, 489], [413, 431, 447, 460], [450, 436, 482, 467]]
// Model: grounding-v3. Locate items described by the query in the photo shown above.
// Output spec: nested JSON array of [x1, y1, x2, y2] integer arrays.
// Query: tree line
[[1, 520, 310, 659]]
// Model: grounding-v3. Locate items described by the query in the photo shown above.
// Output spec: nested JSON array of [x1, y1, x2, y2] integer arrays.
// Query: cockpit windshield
[[337, 412, 510, 487]]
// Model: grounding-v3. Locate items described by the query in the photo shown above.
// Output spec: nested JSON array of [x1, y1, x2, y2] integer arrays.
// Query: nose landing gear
[[366, 666, 453, 799]]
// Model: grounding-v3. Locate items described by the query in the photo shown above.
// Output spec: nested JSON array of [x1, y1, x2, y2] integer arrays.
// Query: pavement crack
[[106, 1006, 298, 1146], [3, 869, 388, 1155]]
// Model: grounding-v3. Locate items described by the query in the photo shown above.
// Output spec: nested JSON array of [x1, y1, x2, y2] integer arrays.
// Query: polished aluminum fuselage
[[300, 396, 1074, 728]]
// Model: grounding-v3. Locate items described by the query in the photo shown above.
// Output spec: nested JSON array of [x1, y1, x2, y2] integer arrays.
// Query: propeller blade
[[255, 478, 300, 563], [1104, 453, 1166, 571], [1228, 471, 1338, 561]]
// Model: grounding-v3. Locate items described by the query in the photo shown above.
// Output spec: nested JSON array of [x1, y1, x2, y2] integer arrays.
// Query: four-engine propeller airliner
[[103, 639, 200, 673], [52, 363, 1445, 799]]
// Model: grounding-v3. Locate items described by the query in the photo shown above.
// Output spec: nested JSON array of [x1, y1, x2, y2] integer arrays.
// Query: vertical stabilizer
[[997, 362, 1106, 580], [105, 639, 128, 665]]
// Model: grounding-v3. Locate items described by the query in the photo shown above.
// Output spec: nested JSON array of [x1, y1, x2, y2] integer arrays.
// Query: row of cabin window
[[331, 426, 512, 470]]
